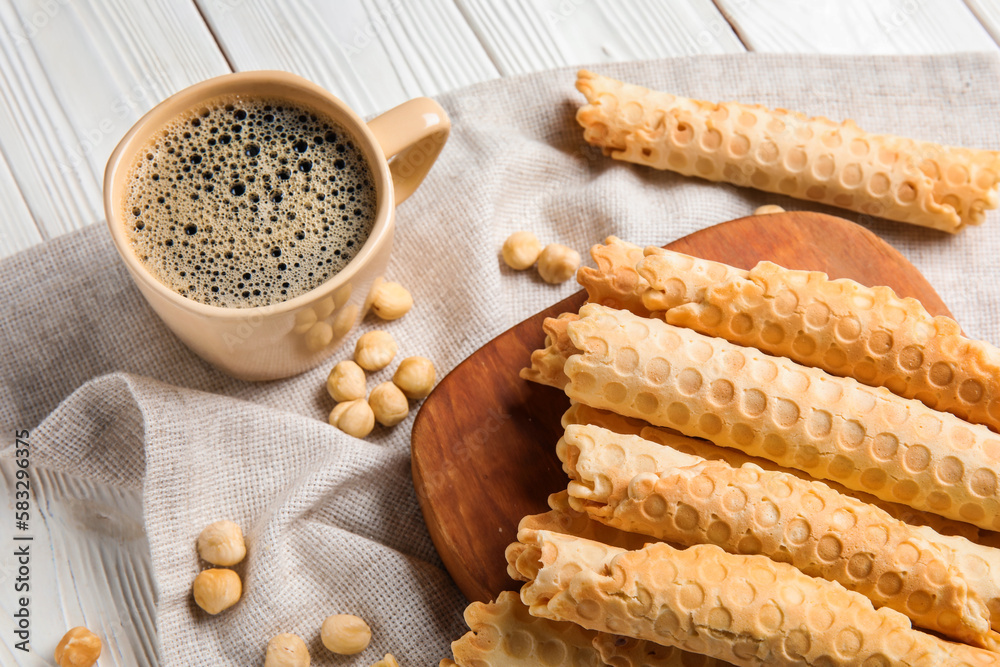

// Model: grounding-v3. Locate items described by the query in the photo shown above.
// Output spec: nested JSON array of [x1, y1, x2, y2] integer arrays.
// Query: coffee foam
[[123, 94, 377, 308]]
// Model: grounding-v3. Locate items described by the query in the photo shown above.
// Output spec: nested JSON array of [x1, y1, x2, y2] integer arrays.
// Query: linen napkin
[[3, 53, 1000, 665]]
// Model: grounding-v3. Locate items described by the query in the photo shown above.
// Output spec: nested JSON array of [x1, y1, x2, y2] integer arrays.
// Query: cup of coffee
[[104, 71, 449, 380]]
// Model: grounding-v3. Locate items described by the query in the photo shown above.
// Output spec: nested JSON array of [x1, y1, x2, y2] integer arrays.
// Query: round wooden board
[[411, 211, 953, 603]]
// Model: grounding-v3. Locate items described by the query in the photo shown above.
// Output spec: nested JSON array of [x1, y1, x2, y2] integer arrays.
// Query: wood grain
[[966, 0, 1000, 47], [195, 0, 499, 117], [411, 211, 954, 603], [456, 0, 745, 76], [716, 0, 997, 53], [0, 0, 229, 256]]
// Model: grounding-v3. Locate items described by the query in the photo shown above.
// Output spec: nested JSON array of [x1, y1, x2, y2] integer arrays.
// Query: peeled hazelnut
[[305, 321, 334, 351], [332, 304, 359, 340], [55, 627, 101, 667], [192, 568, 242, 614], [327, 360, 367, 402], [372, 655, 400, 667], [502, 231, 542, 270], [392, 356, 436, 399], [196, 520, 246, 566], [321, 614, 371, 655], [265, 633, 310, 667], [537, 243, 580, 284], [369, 382, 409, 427], [330, 399, 375, 438], [354, 331, 397, 371], [754, 204, 785, 215], [371, 282, 413, 320]]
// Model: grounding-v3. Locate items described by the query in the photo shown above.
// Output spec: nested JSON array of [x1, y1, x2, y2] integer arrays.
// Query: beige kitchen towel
[[2, 53, 1000, 665]]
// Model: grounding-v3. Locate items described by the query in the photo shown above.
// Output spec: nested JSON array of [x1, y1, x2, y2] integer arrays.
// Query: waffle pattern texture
[[641, 253, 1000, 434], [564, 304, 1000, 531], [559, 423, 999, 643], [576, 71, 1000, 233], [508, 530, 1000, 666], [562, 403, 1000, 547]]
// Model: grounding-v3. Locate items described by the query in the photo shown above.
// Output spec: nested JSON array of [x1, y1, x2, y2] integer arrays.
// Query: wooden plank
[[195, 0, 499, 117], [0, 0, 230, 257], [965, 0, 1000, 46], [716, 0, 997, 53], [456, 0, 745, 76], [0, 148, 43, 257]]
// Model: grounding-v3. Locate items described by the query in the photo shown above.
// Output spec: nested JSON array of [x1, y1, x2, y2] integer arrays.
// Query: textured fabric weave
[[2, 53, 1000, 665]]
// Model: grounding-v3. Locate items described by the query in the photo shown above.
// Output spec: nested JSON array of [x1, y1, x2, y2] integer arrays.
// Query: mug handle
[[366, 97, 450, 206]]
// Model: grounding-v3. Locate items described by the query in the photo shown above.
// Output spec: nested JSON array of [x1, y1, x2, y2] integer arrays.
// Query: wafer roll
[[524, 246, 743, 388], [447, 591, 605, 667], [637, 247, 747, 314], [509, 530, 1000, 666], [565, 304, 1000, 531], [646, 255, 1000, 435], [577, 237, 652, 316], [560, 423, 996, 643], [521, 313, 579, 389], [562, 402, 997, 544], [576, 70, 1000, 232]]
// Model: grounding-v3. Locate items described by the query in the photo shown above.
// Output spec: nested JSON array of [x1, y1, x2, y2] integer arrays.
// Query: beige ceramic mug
[[104, 71, 449, 381]]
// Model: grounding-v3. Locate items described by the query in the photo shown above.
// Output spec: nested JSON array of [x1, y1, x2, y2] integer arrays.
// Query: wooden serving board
[[411, 211, 953, 603]]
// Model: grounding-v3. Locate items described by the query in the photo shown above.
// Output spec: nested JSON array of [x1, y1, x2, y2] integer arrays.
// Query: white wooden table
[[2, 1, 1000, 664], [1, 0, 999, 259]]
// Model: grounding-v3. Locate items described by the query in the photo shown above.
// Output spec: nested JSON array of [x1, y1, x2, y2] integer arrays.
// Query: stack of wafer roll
[[576, 70, 1000, 232], [563, 303, 1000, 532], [449, 235, 1000, 665], [559, 423, 1000, 646], [508, 530, 1000, 666]]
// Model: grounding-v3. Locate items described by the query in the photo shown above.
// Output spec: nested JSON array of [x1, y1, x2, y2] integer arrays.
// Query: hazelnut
[[354, 331, 397, 371], [192, 568, 242, 614], [334, 284, 353, 309], [327, 360, 367, 402], [292, 308, 318, 334], [55, 627, 101, 667], [321, 614, 371, 655], [537, 243, 580, 284], [371, 282, 413, 320], [332, 304, 359, 340], [501, 231, 542, 270], [265, 633, 310, 667], [305, 321, 334, 351], [754, 204, 785, 215], [329, 399, 375, 438], [369, 382, 409, 427], [372, 655, 400, 667], [314, 295, 336, 320], [392, 357, 436, 399], [196, 520, 246, 566]]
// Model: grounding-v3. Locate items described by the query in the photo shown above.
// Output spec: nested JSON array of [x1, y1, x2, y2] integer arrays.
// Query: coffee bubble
[[123, 95, 377, 308]]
